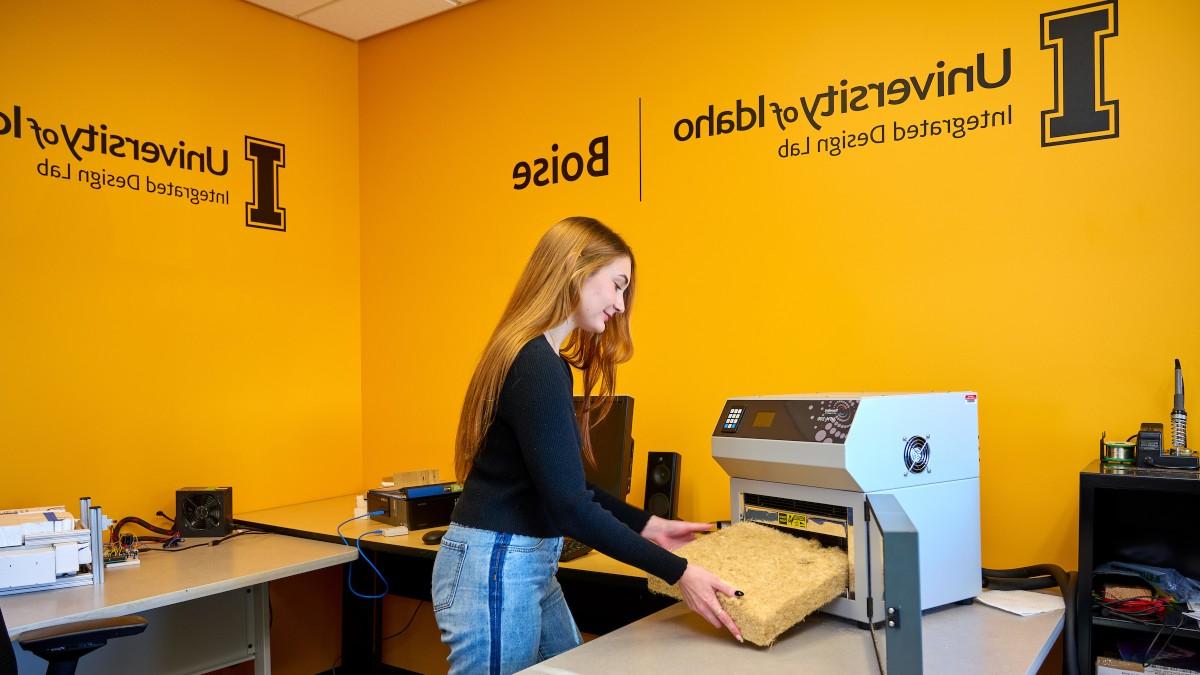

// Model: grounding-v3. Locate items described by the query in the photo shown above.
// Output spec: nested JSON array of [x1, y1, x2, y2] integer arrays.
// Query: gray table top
[[521, 598, 1064, 674], [2, 533, 356, 638]]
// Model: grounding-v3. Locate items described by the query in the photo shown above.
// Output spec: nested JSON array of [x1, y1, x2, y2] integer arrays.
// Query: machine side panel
[[847, 393, 979, 492], [875, 478, 982, 609]]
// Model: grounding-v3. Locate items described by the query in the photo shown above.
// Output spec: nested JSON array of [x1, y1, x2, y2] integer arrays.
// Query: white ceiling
[[244, 0, 475, 41]]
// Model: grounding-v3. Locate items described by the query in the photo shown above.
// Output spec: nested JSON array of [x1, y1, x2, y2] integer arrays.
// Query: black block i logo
[[1041, 1, 1118, 146], [245, 137, 286, 231]]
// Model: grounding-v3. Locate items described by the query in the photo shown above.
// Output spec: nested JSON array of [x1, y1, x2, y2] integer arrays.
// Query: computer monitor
[[573, 395, 634, 500]]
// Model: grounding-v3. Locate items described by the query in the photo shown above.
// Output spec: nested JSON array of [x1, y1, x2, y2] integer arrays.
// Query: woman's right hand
[[677, 563, 744, 642]]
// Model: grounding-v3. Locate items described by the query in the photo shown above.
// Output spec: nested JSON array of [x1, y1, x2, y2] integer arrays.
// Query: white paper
[[976, 590, 1065, 616]]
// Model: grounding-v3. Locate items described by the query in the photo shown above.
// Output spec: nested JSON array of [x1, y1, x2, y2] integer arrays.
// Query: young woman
[[432, 217, 742, 674]]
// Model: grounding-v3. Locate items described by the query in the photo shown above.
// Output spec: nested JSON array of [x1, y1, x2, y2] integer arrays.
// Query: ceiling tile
[[300, 0, 458, 40], [243, 0, 332, 17]]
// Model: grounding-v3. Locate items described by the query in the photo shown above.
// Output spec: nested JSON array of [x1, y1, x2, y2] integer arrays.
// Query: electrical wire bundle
[[110, 509, 272, 553], [109, 511, 180, 546], [136, 529, 270, 553], [103, 535, 140, 564], [1093, 591, 1189, 667], [1093, 593, 1173, 622]]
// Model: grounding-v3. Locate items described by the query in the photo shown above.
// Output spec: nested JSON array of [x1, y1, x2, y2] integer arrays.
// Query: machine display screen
[[752, 411, 776, 428]]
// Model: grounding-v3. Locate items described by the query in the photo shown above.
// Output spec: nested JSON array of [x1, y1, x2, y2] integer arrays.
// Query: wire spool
[[1102, 441, 1136, 465]]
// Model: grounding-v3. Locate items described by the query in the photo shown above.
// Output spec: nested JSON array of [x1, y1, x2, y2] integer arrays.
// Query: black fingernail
[[735, 590, 744, 597]]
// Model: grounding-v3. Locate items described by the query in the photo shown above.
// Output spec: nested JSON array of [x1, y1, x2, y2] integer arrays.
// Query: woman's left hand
[[641, 515, 713, 551]]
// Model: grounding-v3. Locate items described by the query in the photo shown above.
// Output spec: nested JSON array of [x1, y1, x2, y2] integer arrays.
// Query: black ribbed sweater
[[450, 337, 688, 584]]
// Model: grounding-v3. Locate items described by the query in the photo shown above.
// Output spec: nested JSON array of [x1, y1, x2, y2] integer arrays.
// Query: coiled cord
[[1170, 412, 1188, 450]]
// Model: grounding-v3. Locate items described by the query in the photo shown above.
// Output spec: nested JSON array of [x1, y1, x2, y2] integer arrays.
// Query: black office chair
[[2, 605, 147, 675]]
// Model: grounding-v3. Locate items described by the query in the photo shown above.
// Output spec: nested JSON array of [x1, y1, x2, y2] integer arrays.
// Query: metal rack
[[0, 498, 107, 596]]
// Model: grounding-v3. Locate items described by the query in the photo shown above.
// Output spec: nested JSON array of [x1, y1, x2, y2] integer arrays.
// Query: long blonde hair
[[454, 217, 636, 480]]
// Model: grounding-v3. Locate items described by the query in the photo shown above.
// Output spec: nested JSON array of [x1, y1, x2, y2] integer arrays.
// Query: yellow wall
[[3, 2, 1197, 671], [0, 1, 362, 522], [360, 0, 1200, 569]]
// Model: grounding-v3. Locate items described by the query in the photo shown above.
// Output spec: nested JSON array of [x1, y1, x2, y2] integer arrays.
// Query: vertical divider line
[[638, 97, 643, 202]]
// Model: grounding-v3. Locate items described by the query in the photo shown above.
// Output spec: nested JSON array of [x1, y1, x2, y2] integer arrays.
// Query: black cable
[[382, 601, 424, 641], [868, 618, 885, 675], [983, 564, 1066, 586], [1141, 458, 1199, 471], [139, 530, 270, 553], [1146, 618, 1185, 666], [213, 530, 269, 545], [1093, 594, 1165, 621], [139, 540, 209, 553], [982, 565, 1078, 675], [981, 576, 1058, 591], [328, 602, 423, 673], [1090, 593, 1187, 666], [1066, 569, 1079, 673], [110, 515, 178, 544], [1142, 618, 1171, 664]]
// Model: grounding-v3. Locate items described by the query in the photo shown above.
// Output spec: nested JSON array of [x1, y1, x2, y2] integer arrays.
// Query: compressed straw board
[[648, 522, 848, 646]]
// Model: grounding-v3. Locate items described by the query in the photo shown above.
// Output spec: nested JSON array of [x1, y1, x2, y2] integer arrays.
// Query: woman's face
[[573, 255, 631, 334]]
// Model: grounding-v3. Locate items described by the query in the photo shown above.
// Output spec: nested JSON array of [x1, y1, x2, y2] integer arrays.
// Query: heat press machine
[[713, 393, 982, 673]]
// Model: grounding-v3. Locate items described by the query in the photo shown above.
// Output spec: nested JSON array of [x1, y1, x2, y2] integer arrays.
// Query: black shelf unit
[[1077, 459, 1200, 673], [1091, 614, 1200, 640]]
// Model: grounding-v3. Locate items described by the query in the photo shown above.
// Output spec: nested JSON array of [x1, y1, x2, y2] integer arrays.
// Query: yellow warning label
[[777, 513, 807, 528]]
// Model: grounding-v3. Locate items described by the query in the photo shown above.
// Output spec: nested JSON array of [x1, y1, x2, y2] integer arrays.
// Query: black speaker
[[176, 487, 233, 537], [643, 451, 680, 520]]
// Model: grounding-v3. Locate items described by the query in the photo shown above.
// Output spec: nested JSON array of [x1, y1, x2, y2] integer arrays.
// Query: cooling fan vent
[[182, 494, 222, 530], [175, 487, 233, 537], [902, 436, 930, 474]]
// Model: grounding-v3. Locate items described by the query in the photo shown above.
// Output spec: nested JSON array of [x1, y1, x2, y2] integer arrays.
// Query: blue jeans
[[432, 523, 583, 675]]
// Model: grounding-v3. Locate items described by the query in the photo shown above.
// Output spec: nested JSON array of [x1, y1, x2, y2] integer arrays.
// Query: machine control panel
[[722, 407, 744, 432], [714, 399, 860, 443]]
